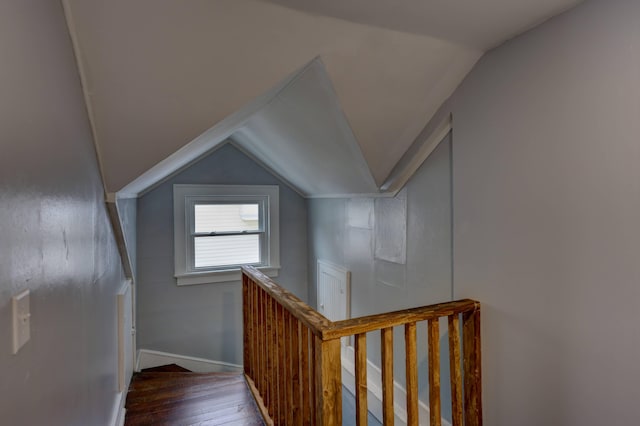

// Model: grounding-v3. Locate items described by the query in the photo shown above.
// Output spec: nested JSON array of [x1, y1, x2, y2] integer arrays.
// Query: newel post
[[314, 336, 342, 426], [463, 306, 483, 426]]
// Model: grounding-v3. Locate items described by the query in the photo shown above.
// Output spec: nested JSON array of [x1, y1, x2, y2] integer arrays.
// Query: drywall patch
[[347, 198, 374, 229], [374, 259, 406, 289], [374, 188, 407, 264]]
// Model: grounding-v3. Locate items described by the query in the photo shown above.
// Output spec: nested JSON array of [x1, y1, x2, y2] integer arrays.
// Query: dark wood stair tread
[[124, 368, 264, 426], [141, 363, 192, 373]]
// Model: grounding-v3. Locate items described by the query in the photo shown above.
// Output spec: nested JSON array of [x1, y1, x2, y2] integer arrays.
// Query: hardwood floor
[[124, 366, 265, 426]]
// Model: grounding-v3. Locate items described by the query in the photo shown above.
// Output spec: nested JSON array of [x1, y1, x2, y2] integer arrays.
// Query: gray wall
[[441, 0, 640, 424], [307, 136, 453, 419], [308, 137, 452, 312], [0, 1, 127, 425], [137, 143, 307, 364], [309, 1, 640, 424]]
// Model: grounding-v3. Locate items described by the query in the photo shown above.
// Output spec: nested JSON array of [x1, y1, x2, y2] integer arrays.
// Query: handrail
[[242, 266, 477, 339], [241, 266, 482, 426], [242, 265, 331, 337], [325, 299, 479, 340]]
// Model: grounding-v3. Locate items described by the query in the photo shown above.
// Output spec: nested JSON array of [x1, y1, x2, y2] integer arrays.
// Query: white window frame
[[173, 184, 280, 285]]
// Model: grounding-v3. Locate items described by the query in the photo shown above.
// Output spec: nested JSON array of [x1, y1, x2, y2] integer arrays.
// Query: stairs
[[124, 365, 265, 425]]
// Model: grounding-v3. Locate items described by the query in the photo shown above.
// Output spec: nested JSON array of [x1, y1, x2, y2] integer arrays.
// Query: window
[[173, 185, 280, 285]]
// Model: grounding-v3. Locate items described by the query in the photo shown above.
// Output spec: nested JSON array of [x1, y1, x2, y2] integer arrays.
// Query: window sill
[[175, 266, 280, 286]]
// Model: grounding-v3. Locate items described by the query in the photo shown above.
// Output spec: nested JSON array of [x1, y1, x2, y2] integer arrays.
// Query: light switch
[[12, 289, 30, 354]]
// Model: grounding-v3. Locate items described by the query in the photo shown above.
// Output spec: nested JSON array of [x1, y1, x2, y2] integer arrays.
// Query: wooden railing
[[242, 266, 482, 426]]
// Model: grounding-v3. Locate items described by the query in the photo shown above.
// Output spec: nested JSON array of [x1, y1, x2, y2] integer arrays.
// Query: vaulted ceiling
[[63, 0, 582, 196]]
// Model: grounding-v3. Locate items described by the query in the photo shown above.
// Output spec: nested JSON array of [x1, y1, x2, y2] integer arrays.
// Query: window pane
[[194, 235, 260, 268], [194, 204, 260, 233]]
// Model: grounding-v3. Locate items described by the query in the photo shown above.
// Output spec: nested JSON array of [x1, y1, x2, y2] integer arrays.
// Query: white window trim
[[173, 184, 280, 285]]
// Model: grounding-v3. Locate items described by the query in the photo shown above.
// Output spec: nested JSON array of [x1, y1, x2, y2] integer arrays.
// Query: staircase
[[123, 266, 482, 425], [124, 364, 265, 425]]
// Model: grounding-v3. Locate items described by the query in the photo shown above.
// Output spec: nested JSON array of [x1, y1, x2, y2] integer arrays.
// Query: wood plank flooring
[[124, 366, 265, 426]]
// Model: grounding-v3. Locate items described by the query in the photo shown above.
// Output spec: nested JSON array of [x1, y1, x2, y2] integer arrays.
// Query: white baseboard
[[136, 349, 243, 373], [341, 345, 452, 426], [110, 391, 126, 426]]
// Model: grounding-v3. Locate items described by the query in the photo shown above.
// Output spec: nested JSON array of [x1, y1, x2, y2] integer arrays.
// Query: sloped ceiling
[[63, 0, 583, 196], [233, 59, 378, 196], [116, 58, 383, 197], [258, 0, 583, 49]]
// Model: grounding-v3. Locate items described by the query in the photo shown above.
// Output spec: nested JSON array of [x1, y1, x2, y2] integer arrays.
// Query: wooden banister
[[381, 327, 394, 426], [242, 266, 332, 337], [428, 319, 441, 426], [242, 266, 482, 426], [324, 299, 479, 339], [354, 333, 368, 426], [448, 314, 464, 426], [405, 322, 418, 426]]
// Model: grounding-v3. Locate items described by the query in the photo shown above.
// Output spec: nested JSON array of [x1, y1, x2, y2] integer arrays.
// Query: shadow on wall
[[221, 290, 238, 362]]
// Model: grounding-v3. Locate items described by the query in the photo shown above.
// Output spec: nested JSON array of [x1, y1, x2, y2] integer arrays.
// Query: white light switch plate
[[12, 289, 30, 354]]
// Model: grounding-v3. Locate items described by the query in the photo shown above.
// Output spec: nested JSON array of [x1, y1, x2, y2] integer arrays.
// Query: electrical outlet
[[12, 290, 30, 354]]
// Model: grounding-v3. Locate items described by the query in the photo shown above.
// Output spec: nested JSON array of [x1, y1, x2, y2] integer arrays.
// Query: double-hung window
[[173, 185, 280, 285]]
